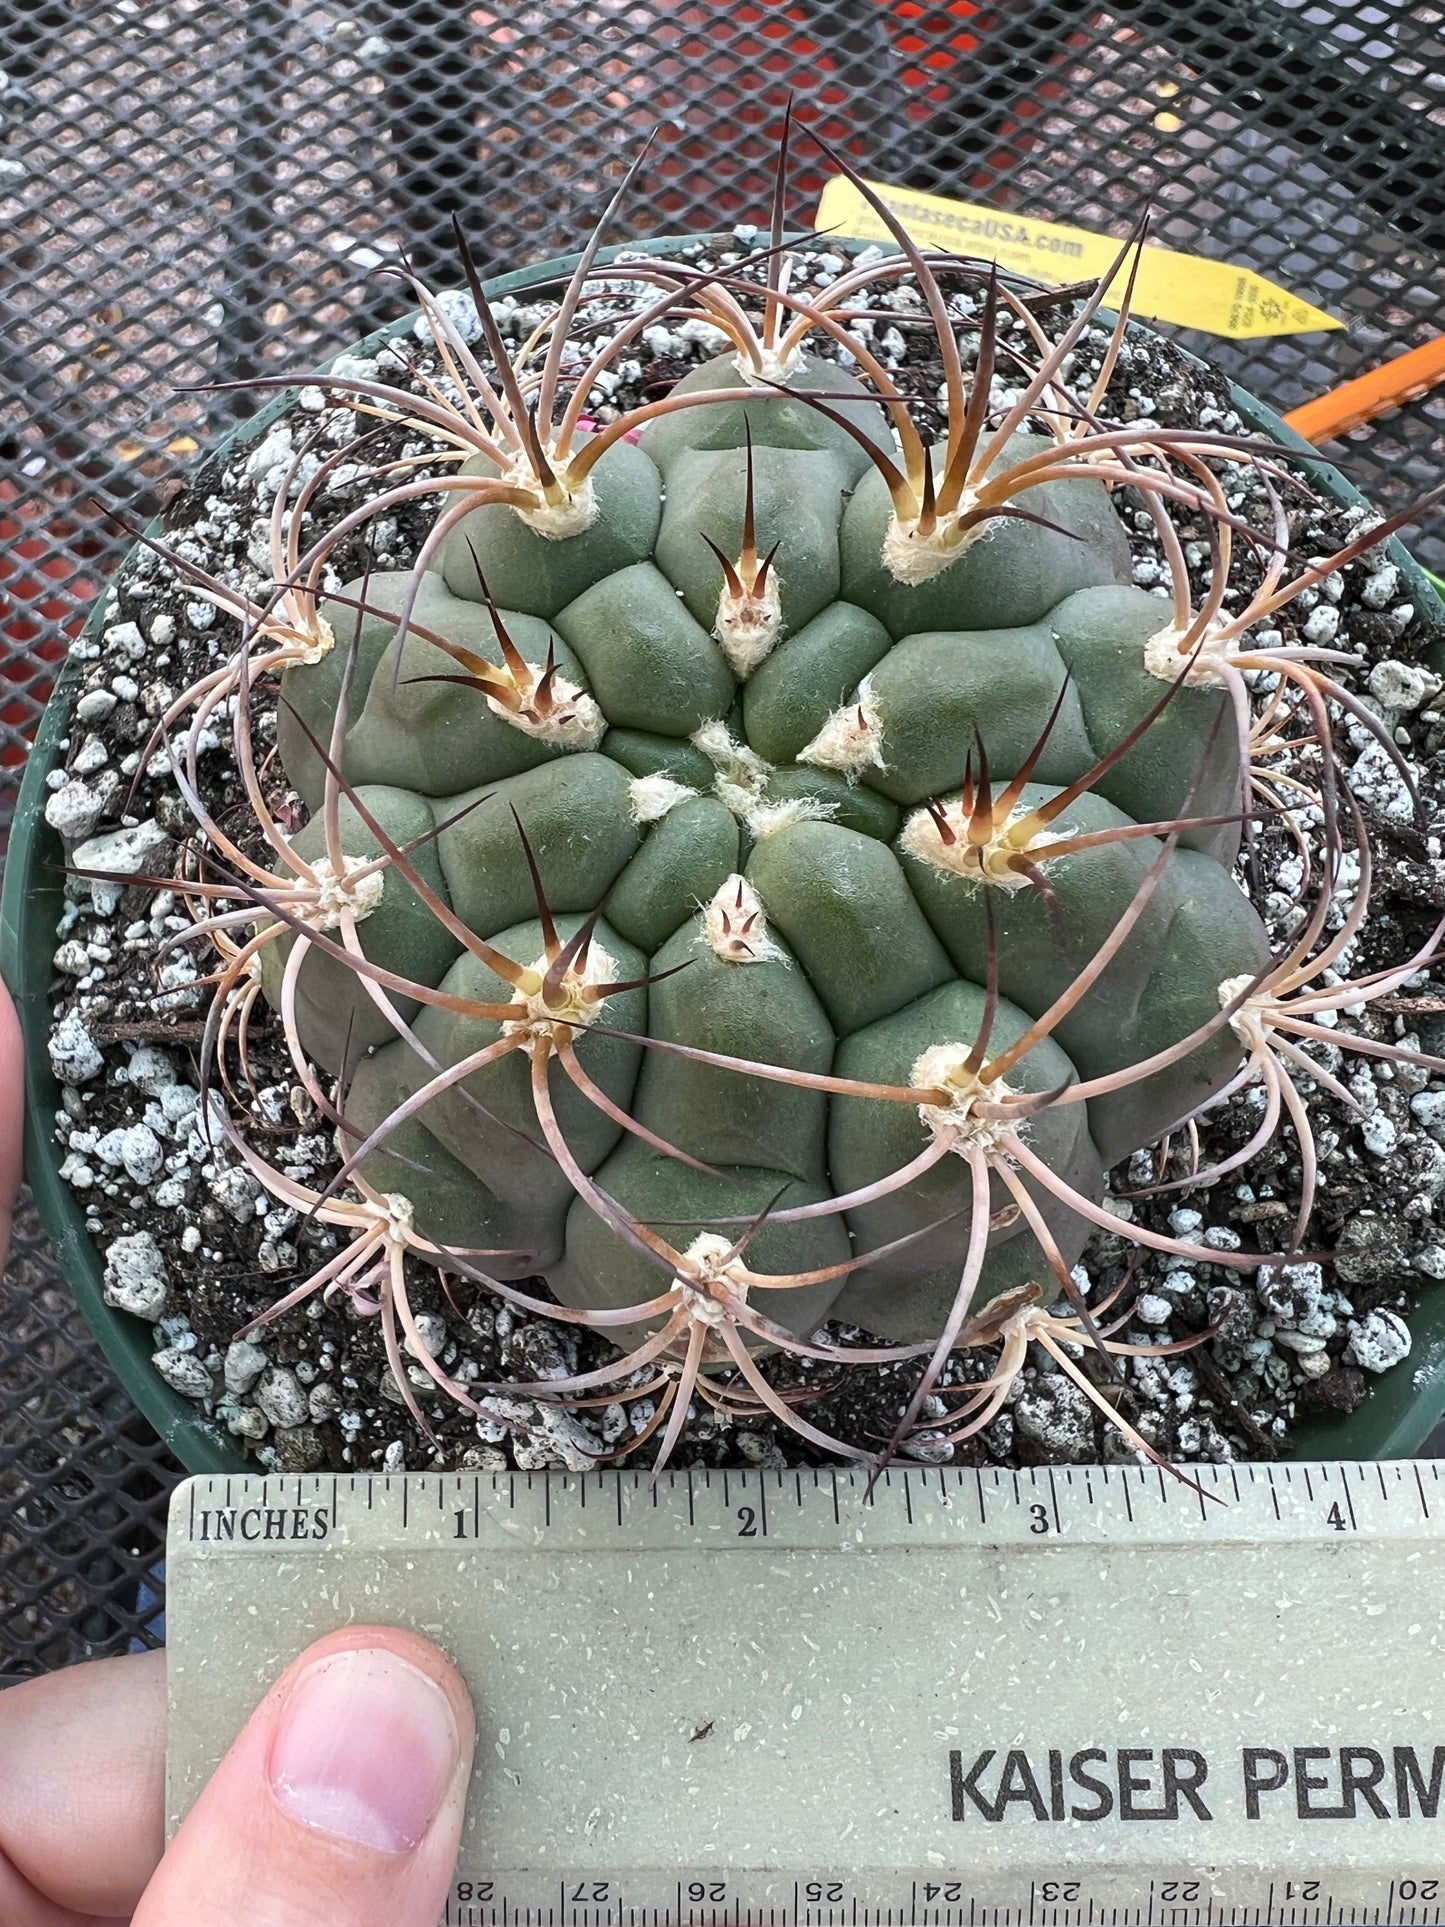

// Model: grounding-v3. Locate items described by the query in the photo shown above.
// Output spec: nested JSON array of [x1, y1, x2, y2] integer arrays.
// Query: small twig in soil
[[89, 1020, 209, 1045], [1174, 1317, 1283, 1460]]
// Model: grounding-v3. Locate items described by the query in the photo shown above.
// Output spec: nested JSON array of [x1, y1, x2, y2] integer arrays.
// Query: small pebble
[[44, 779, 113, 841], [71, 734, 109, 776], [75, 688, 118, 724], [1359, 564, 1399, 609], [1013, 1375, 1095, 1462], [255, 1366, 309, 1429], [124, 1045, 179, 1094], [412, 288, 483, 345], [49, 1011, 104, 1083], [224, 1402, 270, 1442], [1368, 659, 1438, 715], [102, 1232, 169, 1320], [224, 1338, 270, 1395], [110, 1123, 164, 1184], [1345, 1309, 1411, 1374], [209, 1165, 263, 1222], [72, 819, 173, 915], [273, 1425, 327, 1471], [404, 1313, 449, 1364], [103, 621, 146, 659], [152, 1348, 214, 1401], [1272, 1329, 1327, 1355]]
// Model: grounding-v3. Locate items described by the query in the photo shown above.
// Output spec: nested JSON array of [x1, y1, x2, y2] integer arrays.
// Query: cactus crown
[[126, 125, 1444, 1478]]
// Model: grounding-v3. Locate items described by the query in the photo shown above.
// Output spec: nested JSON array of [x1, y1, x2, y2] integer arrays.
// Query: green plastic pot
[[3, 235, 1443, 1474]]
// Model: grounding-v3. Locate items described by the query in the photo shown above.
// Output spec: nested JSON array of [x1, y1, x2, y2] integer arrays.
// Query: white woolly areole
[[380, 1192, 416, 1237], [487, 680, 605, 750], [899, 797, 1039, 891], [712, 776, 763, 821], [692, 720, 778, 826], [501, 944, 619, 1037], [743, 796, 836, 840], [506, 453, 599, 540], [702, 874, 783, 964], [692, 720, 770, 789], [715, 574, 784, 678], [629, 774, 697, 823], [297, 854, 385, 930], [799, 675, 885, 780], [1218, 972, 1268, 1045], [674, 1231, 750, 1324], [734, 343, 803, 387], [1144, 618, 1236, 684], [911, 1042, 1018, 1156], [283, 604, 335, 665], [881, 499, 985, 585]]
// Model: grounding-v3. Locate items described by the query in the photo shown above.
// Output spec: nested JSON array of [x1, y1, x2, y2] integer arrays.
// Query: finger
[[136, 1625, 476, 1927], [0, 979, 21, 1275], [0, 1860, 128, 1927], [0, 1648, 167, 1921], [0, 1858, 127, 1927]]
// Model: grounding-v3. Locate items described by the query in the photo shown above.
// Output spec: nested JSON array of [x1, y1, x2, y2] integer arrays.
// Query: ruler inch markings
[[168, 1465, 1445, 1921]]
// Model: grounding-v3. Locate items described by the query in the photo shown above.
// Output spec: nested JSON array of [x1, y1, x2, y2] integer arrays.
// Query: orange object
[[1283, 332, 1445, 445]]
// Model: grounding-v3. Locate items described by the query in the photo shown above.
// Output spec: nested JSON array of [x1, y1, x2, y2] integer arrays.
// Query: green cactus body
[[272, 347, 1269, 1350]]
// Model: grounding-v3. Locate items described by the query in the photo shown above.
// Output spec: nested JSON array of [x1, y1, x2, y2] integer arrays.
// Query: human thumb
[[135, 1625, 475, 1927]]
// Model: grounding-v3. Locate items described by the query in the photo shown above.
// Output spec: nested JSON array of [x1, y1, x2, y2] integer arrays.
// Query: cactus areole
[[56, 137, 1445, 1473]]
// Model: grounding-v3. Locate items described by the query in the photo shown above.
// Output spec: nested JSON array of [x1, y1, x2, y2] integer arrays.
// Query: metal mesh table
[[3, 0, 1444, 1678]]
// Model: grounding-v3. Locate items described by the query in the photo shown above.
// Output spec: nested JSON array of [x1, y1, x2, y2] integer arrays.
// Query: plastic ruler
[[167, 1462, 1445, 1926]]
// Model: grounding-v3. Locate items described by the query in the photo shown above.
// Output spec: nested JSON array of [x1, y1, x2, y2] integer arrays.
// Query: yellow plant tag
[[815, 177, 1342, 340]]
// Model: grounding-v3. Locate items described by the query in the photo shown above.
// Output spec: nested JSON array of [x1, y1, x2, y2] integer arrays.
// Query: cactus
[[135, 131, 1445, 1473]]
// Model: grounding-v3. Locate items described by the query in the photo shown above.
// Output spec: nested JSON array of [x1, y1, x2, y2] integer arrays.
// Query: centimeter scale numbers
[[167, 1463, 1445, 1927], [440, 1871, 1444, 1927]]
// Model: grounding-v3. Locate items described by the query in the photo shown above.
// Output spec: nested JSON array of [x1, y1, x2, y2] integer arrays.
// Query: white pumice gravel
[[224, 1338, 270, 1395], [48, 1011, 105, 1084], [1013, 1375, 1097, 1462], [101, 1231, 169, 1320], [1346, 1310, 1413, 1374], [255, 1366, 310, 1429], [151, 1348, 215, 1400]]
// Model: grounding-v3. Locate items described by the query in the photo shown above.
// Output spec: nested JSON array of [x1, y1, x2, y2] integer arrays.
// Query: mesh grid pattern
[[2, 0, 1444, 1677]]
